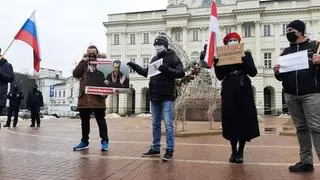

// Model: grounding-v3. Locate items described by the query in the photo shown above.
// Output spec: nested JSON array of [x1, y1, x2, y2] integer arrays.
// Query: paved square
[[0, 117, 319, 180]]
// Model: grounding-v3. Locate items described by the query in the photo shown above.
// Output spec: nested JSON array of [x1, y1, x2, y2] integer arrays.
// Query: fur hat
[[153, 36, 168, 49]]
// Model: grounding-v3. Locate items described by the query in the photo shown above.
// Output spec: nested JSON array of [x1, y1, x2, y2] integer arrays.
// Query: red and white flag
[[205, 0, 219, 68]]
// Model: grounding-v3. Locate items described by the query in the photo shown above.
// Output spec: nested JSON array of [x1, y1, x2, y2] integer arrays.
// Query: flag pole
[[0, 39, 15, 61]]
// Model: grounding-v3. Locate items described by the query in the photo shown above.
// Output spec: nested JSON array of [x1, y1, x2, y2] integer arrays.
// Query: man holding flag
[[0, 48, 14, 116]]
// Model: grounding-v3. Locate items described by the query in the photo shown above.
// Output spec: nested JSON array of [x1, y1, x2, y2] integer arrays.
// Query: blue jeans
[[151, 100, 174, 151]]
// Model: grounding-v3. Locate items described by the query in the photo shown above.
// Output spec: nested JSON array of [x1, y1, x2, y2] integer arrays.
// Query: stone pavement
[[0, 116, 319, 180]]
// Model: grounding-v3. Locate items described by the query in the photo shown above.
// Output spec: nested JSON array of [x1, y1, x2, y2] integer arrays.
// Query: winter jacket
[[27, 89, 43, 109], [130, 49, 185, 102], [73, 60, 106, 109], [0, 58, 14, 107], [8, 90, 24, 108], [275, 39, 320, 95]]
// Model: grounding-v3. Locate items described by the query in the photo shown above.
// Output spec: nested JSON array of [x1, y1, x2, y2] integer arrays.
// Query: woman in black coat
[[214, 32, 260, 164]]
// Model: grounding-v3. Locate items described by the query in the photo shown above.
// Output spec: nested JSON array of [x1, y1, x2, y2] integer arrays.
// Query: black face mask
[[286, 32, 298, 43]]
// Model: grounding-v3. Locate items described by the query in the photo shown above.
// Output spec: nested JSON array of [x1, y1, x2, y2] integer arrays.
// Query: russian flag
[[14, 11, 41, 72], [205, 0, 219, 68]]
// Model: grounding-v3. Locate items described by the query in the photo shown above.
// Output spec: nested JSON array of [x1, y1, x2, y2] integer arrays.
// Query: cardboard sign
[[84, 59, 131, 95], [217, 43, 244, 66]]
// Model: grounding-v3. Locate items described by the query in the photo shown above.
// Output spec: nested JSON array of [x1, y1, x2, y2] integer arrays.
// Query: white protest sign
[[147, 58, 163, 78], [279, 50, 309, 73]]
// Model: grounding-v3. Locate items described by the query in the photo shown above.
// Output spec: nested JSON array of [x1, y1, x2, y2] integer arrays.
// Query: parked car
[[18, 109, 44, 119]]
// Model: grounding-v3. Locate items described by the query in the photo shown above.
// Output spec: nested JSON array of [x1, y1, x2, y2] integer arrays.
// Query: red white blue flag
[[14, 11, 41, 72], [205, 0, 219, 68]]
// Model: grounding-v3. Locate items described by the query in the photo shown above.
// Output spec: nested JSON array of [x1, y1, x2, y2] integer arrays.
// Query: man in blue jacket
[[127, 35, 185, 161], [274, 20, 320, 172]]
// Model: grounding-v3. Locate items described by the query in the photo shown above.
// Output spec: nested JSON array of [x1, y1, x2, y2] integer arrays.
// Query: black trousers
[[79, 108, 109, 143], [31, 106, 41, 125], [6, 107, 19, 125]]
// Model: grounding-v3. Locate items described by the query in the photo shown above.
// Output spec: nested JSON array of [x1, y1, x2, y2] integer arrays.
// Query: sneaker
[[289, 162, 314, 172], [101, 141, 109, 151], [162, 150, 174, 161], [142, 148, 160, 157], [73, 141, 89, 151], [3, 124, 10, 127], [229, 152, 237, 163], [30, 124, 35, 127]]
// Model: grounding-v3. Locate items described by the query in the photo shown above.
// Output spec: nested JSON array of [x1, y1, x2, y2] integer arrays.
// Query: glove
[[213, 57, 219, 67], [158, 64, 169, 72]]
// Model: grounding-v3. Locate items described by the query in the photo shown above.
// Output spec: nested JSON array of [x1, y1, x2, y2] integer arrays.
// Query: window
[[282, 24, 288, 36], [129, 34, 135, 45], [63, 90, 65, 97], [192, 29, 199, 41], [143, 33, 149, 44], [114, 34, 120, 45], [225, 26, 232, 35], [244, 25, 251, 37], [143, 58, 149, 68], [264, 52, 272, 69], [71, 88, 73, 97], [55, 91, 57, 98], [173, 31, 181, 42], [129, 58, 136, 73], [264, 25, 271, 37], [59, 91, 61, 97], [191, 51, 200, 62]]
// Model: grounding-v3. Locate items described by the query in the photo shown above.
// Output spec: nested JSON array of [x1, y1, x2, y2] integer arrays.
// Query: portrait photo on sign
[[85, 59, 130, 95]]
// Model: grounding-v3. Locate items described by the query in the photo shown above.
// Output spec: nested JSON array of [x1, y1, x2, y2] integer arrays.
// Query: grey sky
[[0, 0, 167, 77]]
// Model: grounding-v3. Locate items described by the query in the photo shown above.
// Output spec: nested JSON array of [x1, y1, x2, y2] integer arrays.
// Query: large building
[[103, 0, 320, 115]]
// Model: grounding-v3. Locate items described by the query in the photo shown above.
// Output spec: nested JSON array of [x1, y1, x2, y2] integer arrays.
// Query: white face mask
[[227, 40, 239, 45], [155, 45, 166, 54]]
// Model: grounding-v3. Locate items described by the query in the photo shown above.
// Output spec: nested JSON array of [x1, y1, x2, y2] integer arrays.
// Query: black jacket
[[0, 58, 14, 107], [8, 90, 24, 108], [27, 89, 43, 109], [131, 49, 185, 101], [275, 39, 320, 95]]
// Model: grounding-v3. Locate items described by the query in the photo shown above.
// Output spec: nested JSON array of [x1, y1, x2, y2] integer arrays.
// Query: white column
[[255, 22, 262, 68], [312, 20, 319, 40], [237, 23, 242, 37], [105, 95, 113, 114], [275, 91, 282, 115], [182, 26, 188, 51], [106, 33, 112, 57], [274, 23, 281, 60], [118, 94, 128, 115], [201, 27, 206, 45], [135, 91, 142, 114], [166, 27, 172, 38], [112, 94, 119, 113], [121, 32, 127, 59]]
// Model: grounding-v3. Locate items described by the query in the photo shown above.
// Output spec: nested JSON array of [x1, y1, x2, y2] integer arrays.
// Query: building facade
[[103, 0, 320, 115], [35, 68, 65, 107]]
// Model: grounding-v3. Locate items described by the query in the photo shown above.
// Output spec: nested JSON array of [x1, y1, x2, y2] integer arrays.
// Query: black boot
[[235, 151, 244, 164], [229, 152, 237, 163], [3, 124, 10, 127], [30, 124, 35, 127]]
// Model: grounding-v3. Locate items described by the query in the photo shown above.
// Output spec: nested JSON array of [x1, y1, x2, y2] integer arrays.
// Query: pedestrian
[[274, 20, 320, 172], [26, 84, 43, 127], [214, 32, 260, 164], [0, 47, 14, 116], [127, 35, 185, 161], [3, 84, 23, 127], [72, 45, 110, 151]]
